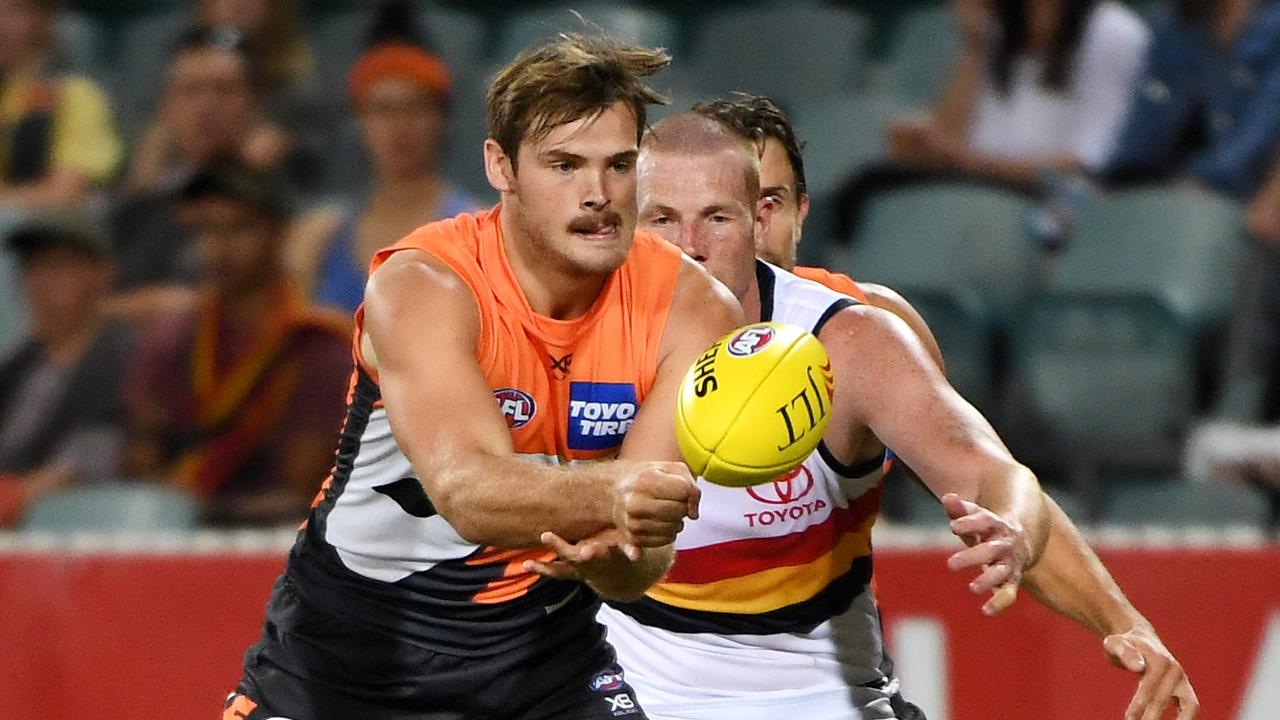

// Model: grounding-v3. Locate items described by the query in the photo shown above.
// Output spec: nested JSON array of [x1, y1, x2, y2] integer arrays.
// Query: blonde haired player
[[534, 112, 1197, 720]]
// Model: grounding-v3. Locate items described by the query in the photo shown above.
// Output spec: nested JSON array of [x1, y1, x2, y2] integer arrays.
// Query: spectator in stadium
[[836, 0, 1149, 237], [124, 162, 351, 527], [0, 213, 132, 526], [0, 0, 123, 212], [288, 0, 480, 313], [197, 0, 313, 97], [1103, 0, 1280, 204], [1111, 0, 1280, 501], [126, 26, 294, 195], [113, 26, 298, 293]]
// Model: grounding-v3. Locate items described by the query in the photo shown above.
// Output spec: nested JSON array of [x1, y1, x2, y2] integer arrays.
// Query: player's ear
[[755, 194, 777, 243], [796, 193, 810, 230], [484, 139, 517, 194]]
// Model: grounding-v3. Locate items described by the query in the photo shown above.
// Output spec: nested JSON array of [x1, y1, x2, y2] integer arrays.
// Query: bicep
[[363, 253, 514, 485], [620, 261, 744, 462], [829, 309, 1014, 499]]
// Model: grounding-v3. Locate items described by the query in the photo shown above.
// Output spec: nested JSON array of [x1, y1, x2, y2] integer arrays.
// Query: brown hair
[[693, 95, 808, 197], [486, 33, 670, 169]]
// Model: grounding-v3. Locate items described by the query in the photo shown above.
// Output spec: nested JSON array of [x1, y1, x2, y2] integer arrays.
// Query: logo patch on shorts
[[568, 382, 637, 450], [590, 669, 625, 692], [606, 692, 639, 715], [494, 388, 537, 429], [726, 326, 775, 357]]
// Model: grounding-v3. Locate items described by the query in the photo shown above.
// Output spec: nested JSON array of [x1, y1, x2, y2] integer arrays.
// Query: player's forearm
[[974, 462, 1051, 566], [425, 455, 616, 548], [1023, 495, 1151, 637], [581, 544, 674, 602]]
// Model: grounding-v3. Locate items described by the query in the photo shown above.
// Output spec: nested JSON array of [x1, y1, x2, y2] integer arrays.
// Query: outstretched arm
[[822, 305, 1050, 612], [1022, 497, 1199, 720], [363, 249, 700, 549], [531, 257, 745, 598]]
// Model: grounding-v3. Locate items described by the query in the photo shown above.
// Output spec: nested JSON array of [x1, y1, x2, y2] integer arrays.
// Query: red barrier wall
[[2, 543, 1276, 720]]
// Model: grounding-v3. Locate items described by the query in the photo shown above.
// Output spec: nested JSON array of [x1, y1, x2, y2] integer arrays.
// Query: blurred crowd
[[0, 0, 1277, 531]]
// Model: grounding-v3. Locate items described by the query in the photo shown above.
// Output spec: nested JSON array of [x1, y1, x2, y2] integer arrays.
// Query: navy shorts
[[222, 580, 647, 720]]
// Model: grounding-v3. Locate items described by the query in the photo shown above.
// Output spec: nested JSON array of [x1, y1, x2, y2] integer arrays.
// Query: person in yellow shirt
[[0, 0, 122, 211]]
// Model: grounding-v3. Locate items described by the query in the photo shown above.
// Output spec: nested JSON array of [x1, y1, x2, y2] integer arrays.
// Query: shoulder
[[815, 301, 930, 371], [792, 265, 867, 302], [857, 282, 913, 316], [367, 248, 477, 313], [362, 250, 482, 372], [369, 208, 495, 284], [403, 207, 491, 250]]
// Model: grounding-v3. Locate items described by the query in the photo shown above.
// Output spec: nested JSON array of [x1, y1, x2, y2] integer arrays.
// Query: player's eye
[[650, 215, 670, 225], [551, 161, 573, 173], [611, 160, 633, 173], [711, 214, 730, 223]]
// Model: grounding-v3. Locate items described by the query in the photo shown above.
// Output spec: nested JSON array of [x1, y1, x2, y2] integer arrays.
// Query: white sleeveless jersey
[[600, 261, 903, 720]]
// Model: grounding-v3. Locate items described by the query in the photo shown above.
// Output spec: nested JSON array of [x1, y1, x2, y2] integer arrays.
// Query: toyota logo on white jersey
[[747, 464, 815, 504]]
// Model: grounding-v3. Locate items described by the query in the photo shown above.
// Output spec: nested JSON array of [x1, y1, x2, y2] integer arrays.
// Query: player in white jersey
[[529, 112, 1198, 720]]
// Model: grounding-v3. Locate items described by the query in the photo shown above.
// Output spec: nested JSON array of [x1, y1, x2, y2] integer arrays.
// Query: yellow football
[[675, 322, 835, 487]]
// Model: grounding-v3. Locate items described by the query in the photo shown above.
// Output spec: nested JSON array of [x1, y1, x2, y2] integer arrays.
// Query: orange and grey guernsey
[[283, 206, 683, 656]]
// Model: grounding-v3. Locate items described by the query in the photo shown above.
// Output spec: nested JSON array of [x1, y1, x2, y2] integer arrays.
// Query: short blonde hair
[[487, 33, 670, 168]]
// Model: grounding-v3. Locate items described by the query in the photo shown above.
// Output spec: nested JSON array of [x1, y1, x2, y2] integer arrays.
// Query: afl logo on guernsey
[[747, 464, 815, 504], [726, 326, 775, 357], [494, 388, 536, 429]]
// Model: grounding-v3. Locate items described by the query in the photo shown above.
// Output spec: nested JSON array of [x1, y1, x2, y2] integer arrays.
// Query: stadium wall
[[1, 529, 1276, 720]]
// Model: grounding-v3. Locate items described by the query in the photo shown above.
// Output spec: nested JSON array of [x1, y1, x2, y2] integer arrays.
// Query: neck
[[498, 204, 606, 320]]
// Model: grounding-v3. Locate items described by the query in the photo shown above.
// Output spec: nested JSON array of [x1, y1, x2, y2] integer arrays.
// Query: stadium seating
[[1050, 186, 1245, 327], [897, 290, 995, 411], [0, 209, 28, 357], [496, 4, 679, 64], [788, 92, 889, 201], [1102, 475, 1272, 527], [828, 184, 1040, 325], [689, 5, 870, 107], [20, 481, 200, 533], [1011, 295, 1197, 463], [881, 5, 960, 110]]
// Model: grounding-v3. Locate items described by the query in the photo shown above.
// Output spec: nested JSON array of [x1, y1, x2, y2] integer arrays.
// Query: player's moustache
[[567, 211, 622, 234]]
